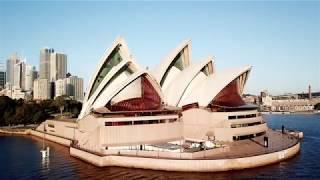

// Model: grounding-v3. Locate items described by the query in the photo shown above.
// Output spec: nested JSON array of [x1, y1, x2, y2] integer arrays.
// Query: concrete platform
[[69, 129, 301, 172]]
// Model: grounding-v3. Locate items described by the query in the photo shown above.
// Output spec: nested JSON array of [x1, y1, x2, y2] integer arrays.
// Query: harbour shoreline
[[261, 111, 319, 115]]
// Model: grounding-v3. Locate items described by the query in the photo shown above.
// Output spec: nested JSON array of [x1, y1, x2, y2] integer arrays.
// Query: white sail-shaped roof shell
[[92, 70, 163, 110], [164, 57, 214, 107], [79, 37, 252, 119], [179, 65, 251, 107], [79, 37, 141, 119], [152, 40, 191, 90]]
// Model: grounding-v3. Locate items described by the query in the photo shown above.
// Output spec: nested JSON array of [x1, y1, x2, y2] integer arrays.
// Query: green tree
[[53, 95, 68, 116], [0, 96, 16, 126], [14, 106, 25, 125], [3, 109, 15, 126]]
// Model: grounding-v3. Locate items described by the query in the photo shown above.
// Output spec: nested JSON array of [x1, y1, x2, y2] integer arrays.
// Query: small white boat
[[40, 149, 47, 158], [40, 124, 50, 158]]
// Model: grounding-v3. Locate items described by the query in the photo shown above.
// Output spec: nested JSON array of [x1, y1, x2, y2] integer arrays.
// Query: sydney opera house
[[35, 37, 301, 172]]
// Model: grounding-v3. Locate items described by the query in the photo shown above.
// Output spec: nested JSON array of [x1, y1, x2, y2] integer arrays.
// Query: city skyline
[[0, 1, 319, 95]]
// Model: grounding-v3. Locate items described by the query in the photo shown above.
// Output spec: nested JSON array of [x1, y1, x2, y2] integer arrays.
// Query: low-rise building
[[271, 99, 314, 112]]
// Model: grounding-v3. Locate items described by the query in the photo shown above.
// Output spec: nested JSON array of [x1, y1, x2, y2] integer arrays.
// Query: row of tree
[[0, 96, 82, 127]]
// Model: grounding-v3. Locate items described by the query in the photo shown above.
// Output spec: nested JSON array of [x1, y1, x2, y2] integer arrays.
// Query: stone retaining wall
[[0, 129, 30, 135], [29, 130, 71, 147]]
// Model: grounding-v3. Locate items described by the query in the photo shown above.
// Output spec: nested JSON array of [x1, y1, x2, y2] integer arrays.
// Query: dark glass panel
[[89, 46, 122, 98]]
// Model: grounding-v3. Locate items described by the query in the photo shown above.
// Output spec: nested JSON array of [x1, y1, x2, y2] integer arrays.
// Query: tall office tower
[[50, 52, 67, 82], [39, 48, 54, 79], [6, 53, 20, 85], [0, 62, 5, 89], [33, 79, 50, 100], [13, 61, 26, 90], [65, 76, 84, 102], [25, 65, 36, 91]]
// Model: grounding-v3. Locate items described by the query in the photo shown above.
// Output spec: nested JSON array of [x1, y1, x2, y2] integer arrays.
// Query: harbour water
[[0, 114, 319, 179]]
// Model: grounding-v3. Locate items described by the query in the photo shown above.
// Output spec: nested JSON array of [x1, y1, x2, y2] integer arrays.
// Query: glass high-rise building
[[13, 61, 26, 90], [50, 52, 67, 82], [0, 62, 5, 89], [39, 48, 54, 79], [25, 65, 36, 91], [6, 53, 20, 85]]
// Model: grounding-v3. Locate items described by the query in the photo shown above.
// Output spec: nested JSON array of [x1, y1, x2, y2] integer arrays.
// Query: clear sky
[[0, 1, 319, 95]]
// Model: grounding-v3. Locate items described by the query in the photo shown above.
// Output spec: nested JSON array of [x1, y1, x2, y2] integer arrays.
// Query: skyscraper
[[6, 53, 20, 85], [50, 52, 67, 82], [39, 48, 54, 79], [25, 65, 36, 91], [0, 62, 5, 89], [13, 61, 26, 90]]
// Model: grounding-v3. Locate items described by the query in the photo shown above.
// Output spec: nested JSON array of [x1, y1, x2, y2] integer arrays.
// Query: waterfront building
[[261, 86, 320, 112], [6, 53, 20, 85], [39, 48, 54, 79], [50, 52, 67, 82], [43, 37, 267, 151], [35, 37, 301, 172], [271, 99, 314, 112], [33, 79, 50, 100]]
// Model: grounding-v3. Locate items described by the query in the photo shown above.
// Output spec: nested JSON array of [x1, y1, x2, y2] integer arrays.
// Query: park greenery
[[0, 95, 82, 127]]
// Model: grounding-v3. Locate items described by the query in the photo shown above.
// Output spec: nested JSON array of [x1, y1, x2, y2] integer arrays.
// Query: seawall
[[0, 128, 71, 147], [69, 142, 300, 172], [0, 128, 30, 135], [29, 130, 71, 147]]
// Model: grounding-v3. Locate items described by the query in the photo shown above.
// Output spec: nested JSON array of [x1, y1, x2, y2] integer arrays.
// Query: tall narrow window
[[160, 47, 188, 87], [89, 46, 123, 98]]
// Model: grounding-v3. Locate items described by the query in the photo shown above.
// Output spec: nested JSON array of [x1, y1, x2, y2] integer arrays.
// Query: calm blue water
[[0, 114, 319, 179]]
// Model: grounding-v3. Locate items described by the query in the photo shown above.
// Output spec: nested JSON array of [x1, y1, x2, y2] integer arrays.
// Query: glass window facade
[[89, 46, 123, 98], [160, 48, 187, 87], [93, 64, 134, 104]]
